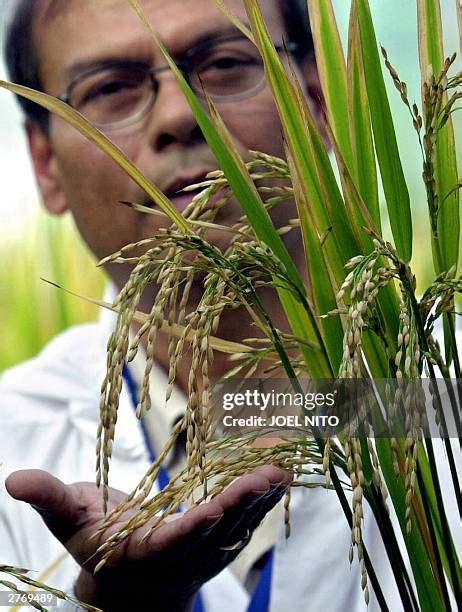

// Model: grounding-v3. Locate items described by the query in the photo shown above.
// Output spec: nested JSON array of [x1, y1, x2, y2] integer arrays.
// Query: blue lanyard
[[122, 364, 170, 489], [122, 365, 273, 612]]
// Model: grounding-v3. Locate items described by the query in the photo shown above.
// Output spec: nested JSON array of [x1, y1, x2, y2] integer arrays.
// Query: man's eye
[[76, 70, 146, 107], [87, 80, 131, 101], [210, 56, 248, 69], [98, 81, 127, 95], [200, 55, 256, 73]]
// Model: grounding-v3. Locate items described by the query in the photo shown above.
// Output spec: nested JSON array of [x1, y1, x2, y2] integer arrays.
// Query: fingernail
[[204, 513, 223, 528], [244, 488, 270, 508], [266, 484, 287, 501], [200, 514, 223, 536]]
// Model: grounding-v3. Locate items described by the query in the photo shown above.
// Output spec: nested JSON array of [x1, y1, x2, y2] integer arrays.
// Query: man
[[1, 1, 401, 610]]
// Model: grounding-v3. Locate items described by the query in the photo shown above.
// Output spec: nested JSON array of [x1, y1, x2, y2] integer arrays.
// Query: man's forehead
[[36, 0, 74, 21], [33, 0, 286, 91], [36, 0, 133, 22], [35, 0, 284, 25]]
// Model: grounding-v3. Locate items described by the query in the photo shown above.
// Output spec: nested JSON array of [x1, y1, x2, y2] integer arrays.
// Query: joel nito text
[[222, 414, 340, 428]]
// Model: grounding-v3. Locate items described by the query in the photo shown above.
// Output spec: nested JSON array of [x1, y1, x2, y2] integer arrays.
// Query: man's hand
[[6, 466, 291, 612]]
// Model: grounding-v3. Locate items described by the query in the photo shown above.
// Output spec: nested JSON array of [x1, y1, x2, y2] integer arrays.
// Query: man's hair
[[5, 0, 313, 130]]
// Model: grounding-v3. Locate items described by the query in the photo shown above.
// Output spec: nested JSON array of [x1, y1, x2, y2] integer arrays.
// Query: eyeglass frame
[[57, 33, 300, 130]]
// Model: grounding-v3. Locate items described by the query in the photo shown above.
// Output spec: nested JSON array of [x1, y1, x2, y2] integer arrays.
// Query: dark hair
[[4, 0, 313, 130], [281, 0, 313, 60], [5, 1, 48, 128]]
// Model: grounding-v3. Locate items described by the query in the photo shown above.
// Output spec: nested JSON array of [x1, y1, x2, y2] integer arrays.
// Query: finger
[[206, 465, 291, 542], [221, 465, 291, 506], [175, 465, 290, 571], [188, 465, 291, 543], [166, 467, 291, 583], [123, 466, 290, 562], [6, 469, 91, 543], [121, 500, 225, 562]]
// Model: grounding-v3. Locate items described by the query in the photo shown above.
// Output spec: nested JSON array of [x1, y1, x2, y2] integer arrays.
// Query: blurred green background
[[0, 1, 460, 371], [0, 212, 106, 370]]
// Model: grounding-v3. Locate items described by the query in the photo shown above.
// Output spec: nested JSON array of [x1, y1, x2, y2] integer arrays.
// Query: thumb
[[5, 469, 84, 543]]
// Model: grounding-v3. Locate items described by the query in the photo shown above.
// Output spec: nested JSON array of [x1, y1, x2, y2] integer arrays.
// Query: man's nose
[[145, 73, 204, 151]]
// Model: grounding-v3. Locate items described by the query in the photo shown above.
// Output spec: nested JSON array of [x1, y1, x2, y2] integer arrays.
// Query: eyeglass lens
[[67, 38, 265, 127]]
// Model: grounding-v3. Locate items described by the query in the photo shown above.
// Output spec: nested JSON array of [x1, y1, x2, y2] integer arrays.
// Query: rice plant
[[0, 0, 460, 609]]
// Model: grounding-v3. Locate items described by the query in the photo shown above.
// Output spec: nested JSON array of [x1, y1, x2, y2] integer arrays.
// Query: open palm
[[6, 466, 290, 611]]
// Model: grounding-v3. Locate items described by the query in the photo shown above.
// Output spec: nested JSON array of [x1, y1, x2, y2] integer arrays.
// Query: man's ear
[[26, 119, 68, 215], [299, 54, 329, 147]]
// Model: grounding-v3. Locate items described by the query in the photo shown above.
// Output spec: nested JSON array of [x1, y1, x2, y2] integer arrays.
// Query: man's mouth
[[163, 172, 211, 212]]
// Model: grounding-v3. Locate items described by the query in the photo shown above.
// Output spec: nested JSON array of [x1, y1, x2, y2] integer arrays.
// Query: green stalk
[[401, 269, 461, 602], [428, 234, 462, 444], [376, 438, 444, 609], [358, 439, 415, 608], [367, 482, 420, 610], [432, 239, 462, 387], [416, 462, 452, 609], [445, 438, 462, 519], [433, 355, 462, 446], [404, 272, 462, 514], [427, 365, 462, 518], [328, 458, 389, 611], [423, 438, 461, 605], [417, 442, 462, 586], [444, 311, 462, 380]]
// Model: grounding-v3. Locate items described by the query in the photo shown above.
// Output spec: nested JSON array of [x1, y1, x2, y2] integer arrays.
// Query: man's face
[[31, 0, 301, 286]]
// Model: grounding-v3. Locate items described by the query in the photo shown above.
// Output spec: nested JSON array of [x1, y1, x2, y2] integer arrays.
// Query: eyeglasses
[[58, 34, 298, 131]]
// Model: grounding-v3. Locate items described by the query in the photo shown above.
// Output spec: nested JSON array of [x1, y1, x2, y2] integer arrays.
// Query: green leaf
[[243, 0, 362, 287], [346, 2, 380, 230], [210, 0, 254, 41], [322, 104, 401, 372], [417, 0, 460, 368], [354, 0, 413, 262], [307, 0, 354, 172], [417, 0, 460, 273], [241, 0, 379, 375], [287, 148, 344, 371]]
